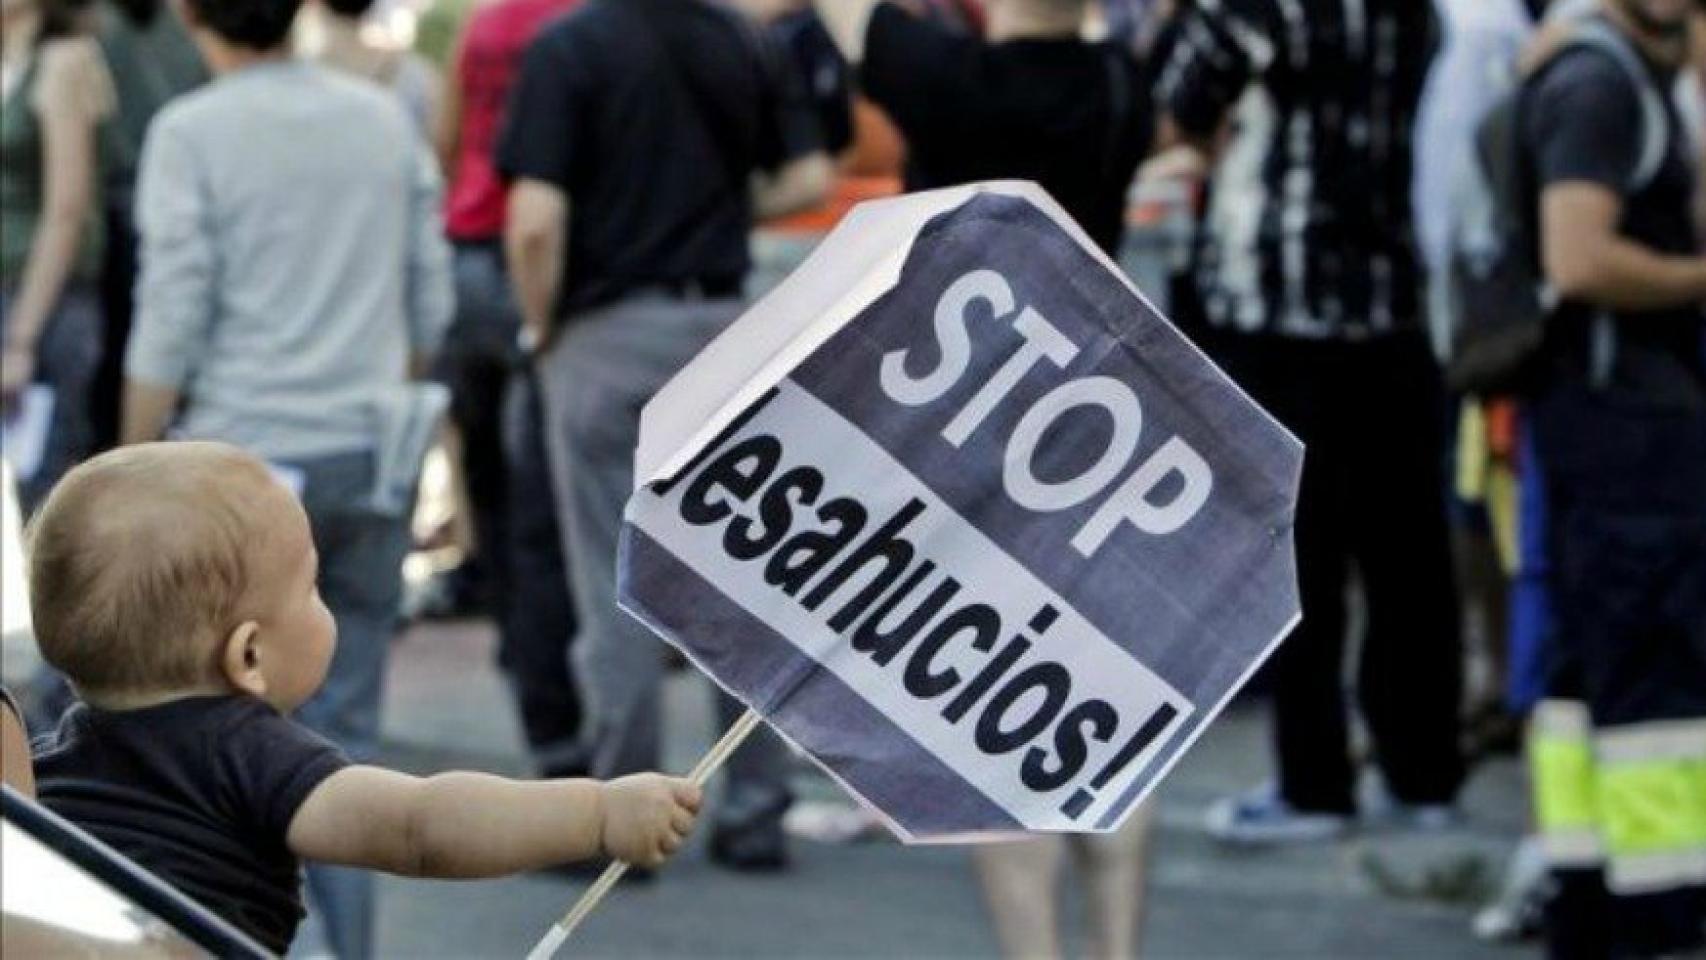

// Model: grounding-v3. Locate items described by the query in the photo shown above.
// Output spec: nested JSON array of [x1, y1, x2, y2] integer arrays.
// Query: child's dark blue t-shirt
[[32, 695, 348, 954]]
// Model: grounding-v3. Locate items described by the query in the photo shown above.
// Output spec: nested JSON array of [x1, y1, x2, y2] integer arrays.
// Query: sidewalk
[[368, 619, 1531, 958]]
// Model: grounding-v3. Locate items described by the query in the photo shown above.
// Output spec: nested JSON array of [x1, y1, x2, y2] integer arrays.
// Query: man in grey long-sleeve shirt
[[125, 62, 451, 459], [121, 0, 452, 953]]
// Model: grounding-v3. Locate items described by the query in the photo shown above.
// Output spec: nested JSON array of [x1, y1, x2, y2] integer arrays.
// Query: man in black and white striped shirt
[[1159, 0, 1464, 843]]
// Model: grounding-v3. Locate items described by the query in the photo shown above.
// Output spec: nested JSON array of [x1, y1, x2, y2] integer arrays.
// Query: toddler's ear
[[221, 622, 267, 698]]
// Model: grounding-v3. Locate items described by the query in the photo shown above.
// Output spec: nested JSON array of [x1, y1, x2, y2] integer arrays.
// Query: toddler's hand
[[599, 774, 701, 868]]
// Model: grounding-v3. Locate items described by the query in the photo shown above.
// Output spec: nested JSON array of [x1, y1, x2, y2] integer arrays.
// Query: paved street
[[367, 618, 1533, 959]]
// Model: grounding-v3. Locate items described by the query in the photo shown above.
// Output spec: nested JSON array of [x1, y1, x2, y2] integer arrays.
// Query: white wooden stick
[[524, 708, 765, 959]]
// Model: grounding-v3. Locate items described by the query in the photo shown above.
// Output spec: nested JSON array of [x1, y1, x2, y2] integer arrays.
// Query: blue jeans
[[287, 450, 411, 960], [1, 285, 101, 512]]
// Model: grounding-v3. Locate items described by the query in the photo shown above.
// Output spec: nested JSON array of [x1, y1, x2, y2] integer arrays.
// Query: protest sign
[[527, 181, 1304, 957], [622, 181, 1302, 839]]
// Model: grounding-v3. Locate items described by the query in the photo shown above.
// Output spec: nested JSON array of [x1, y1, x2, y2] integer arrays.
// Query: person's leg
[[92, 200, 137, 452], [1525, 392, 1614, 960], [498, 366, 584, 776], [1559, 419, 1706, 956], [710, 687, 793, 868], [1590, 526, 1706, 957], [1197, 336, 1355, 837], [1530, 384, 1706, 958], [439, 244, 522, 612], [538, 297, 792, 851], [1457, 517, 1518, 757], [1271, 458, 1356, 814], [6, 288, 99, 728], [451, 356, 512, 609], [1352, 336, 1464, 808], [1074, 802, 1152, 960], [13, 286, 102, 512], [293, 452, 412, 960], [1261, 344, 1357, 816], [535, 304, 673, 789], [975, 837, 1065, 960]]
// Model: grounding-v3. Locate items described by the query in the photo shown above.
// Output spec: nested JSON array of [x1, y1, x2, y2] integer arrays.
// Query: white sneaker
[[1370, 801, 1462, 832], [1360, 780, 1463, 831], [1471, 836, 1549, 943], [783, 801, 886, 844], [1203, 784, 1353, 844]]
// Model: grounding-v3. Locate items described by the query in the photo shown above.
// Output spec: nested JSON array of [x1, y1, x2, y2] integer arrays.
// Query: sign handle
[[524, 708, 765, 959]]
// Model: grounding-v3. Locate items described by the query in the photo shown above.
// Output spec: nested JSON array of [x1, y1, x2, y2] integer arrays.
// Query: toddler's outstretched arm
[[287, 767, 701, 878]]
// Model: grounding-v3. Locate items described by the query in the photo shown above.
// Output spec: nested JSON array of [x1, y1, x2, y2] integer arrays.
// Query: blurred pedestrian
[[500, 0, 830, 871], [1415, 0, 1541, 763], [1157, 0, 1465, 843], [87, 0, 204, 452], [816, 0, 1153, 255], [121, 0, 454, 950], [1, 0, 113, 510], [308, 0, 440, 138], [1517, 1, 1706, 954], [813, 0, 1161, 951], [436, 0, 587, 780]]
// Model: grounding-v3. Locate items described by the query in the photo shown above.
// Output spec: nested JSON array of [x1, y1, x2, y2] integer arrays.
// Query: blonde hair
[[26, 442, 284, 699]]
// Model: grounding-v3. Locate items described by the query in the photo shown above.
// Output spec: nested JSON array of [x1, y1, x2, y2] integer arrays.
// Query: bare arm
[[753, 152, 834, 221], [1, 42, 107, 405], [504, 179, 567, 350], [2, 703, 34, 798], [813, 0, 881, 64], [433, 43, 465, 181], [120, 379, 180, 445], [1540, 182, 1706, 311], [287, 766, 700, 878], [1147, 114, 1216, 168]]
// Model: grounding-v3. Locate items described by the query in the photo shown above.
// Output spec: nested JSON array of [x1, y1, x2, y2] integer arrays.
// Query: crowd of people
[[0, 0, 1702, 956]]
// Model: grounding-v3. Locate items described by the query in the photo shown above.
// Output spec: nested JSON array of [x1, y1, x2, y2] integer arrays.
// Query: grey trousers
[[536, 293, 792, 832]]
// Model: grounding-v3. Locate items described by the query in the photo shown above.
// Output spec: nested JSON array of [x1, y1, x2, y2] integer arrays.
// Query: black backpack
[[1445, 19, 1671, 396]]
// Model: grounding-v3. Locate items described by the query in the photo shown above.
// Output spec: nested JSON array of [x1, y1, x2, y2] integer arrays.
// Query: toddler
[[27, 442, 699, 953]]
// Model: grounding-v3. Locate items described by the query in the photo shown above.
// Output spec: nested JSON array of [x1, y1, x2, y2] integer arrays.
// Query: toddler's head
[[26, 442, 335, 710]]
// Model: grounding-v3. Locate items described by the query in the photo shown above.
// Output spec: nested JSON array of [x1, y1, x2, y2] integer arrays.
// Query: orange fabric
[[765, 175, 903, 234], [1487, 399, 1518, 463], [845, 97, 906, 178]]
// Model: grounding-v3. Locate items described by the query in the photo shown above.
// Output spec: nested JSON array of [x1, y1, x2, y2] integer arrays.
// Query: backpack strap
[[1565, 19, 1670, 192], [1556, 19, 1673, 386]]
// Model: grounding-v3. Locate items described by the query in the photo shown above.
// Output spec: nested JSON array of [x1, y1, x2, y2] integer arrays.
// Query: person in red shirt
[[433, 0, 588, 784], [437, 0, 578, 241]]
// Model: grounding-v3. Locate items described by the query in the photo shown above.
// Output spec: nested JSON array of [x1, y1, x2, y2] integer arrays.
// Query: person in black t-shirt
[[499, 0, 830, 873], [499, 0, 831, 320], [28, 442, 703, 954], [815, 0, 1154, 255], [1518, 4, 1706, 956]]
